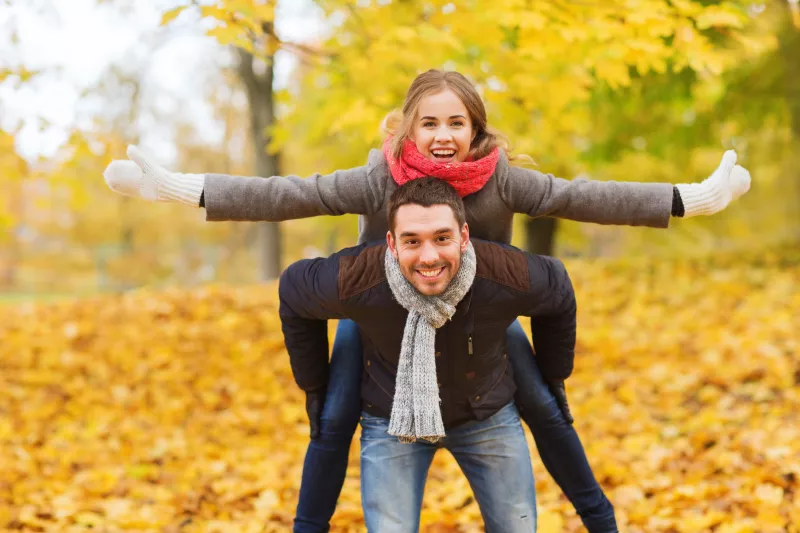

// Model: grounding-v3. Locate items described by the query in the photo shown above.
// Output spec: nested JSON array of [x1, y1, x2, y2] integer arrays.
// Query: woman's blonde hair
[[381, 69, 533, 165]]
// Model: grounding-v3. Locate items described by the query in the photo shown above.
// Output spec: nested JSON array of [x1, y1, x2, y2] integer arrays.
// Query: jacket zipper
[[468, 336, 473, 356]]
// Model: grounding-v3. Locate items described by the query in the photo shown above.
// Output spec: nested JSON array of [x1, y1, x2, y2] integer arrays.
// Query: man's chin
[[413, 281, 447, 296]]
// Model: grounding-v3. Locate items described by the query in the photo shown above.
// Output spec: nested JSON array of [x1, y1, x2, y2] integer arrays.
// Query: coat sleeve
[[204, 150, 387, 222], [278, 256, 349, 392], [499, 165, 674, 228], [518, 255, 577, 382]]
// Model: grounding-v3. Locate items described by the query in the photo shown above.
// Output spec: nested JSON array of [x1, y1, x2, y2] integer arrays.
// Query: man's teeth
[[418, 268, 443, 278]]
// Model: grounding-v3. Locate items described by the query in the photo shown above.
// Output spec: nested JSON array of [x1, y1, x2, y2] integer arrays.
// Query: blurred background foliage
[[1, 0, 798, 299]]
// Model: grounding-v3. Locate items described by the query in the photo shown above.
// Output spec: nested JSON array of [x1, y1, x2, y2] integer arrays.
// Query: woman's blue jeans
[[292, 319, 617, 533]]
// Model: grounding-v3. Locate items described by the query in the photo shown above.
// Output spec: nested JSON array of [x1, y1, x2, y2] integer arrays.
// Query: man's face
[[387, 203, 470, 296]]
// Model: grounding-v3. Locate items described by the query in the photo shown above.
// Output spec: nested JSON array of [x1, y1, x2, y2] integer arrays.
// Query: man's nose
[[418, 241, 439, 264]]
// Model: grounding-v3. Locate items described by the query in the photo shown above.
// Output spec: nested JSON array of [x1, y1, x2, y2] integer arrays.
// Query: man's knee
[[484, 502, 537, 533]]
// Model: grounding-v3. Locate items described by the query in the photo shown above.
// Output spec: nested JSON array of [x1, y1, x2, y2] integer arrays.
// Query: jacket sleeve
[[500, 166, 674, 228], [519, 254, 577, 382], [278, 256, 348, 392], [204, 150, 387, 222]]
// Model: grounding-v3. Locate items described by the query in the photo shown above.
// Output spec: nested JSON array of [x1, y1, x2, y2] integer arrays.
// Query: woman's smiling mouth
[[431, 149, 457, 161]]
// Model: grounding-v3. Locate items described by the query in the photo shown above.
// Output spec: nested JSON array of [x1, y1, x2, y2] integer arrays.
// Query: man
[[278, 178, 577, 533]]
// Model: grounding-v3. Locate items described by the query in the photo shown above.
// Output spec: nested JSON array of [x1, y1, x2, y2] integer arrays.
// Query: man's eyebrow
[[399, 228, 453, 238]]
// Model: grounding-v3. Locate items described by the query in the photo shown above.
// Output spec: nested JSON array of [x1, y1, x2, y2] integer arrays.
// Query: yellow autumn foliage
[[1, 251, 798, 532]]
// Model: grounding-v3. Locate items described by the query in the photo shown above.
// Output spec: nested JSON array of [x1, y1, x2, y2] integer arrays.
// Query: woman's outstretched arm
[[500, 150, 750, 227], [104, 145, 388, 221]]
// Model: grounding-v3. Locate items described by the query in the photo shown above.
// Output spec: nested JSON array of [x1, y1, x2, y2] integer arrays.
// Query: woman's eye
[[423, 122, 435, 128], [451, 121, 463, 127]]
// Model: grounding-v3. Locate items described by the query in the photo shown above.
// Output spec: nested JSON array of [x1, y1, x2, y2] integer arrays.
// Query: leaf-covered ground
[[1, 253, 798, 532]]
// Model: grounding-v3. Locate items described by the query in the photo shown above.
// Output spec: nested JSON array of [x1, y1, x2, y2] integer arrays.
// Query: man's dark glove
[[548, 381, 574, 425], [305, 387, 326, 439]]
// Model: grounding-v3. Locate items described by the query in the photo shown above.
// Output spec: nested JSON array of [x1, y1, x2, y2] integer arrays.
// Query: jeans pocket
[[360, 411, 389, 426], [489, 401, 521, 426], [360, 413, 395, 445]]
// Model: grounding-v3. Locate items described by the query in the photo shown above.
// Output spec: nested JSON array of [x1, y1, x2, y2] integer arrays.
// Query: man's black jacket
[[278, 239, 576, 429]]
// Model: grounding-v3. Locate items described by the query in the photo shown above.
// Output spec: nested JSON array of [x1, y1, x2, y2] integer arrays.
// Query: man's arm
[[519, 254, 577, 382], [278, 256, 348, 393]]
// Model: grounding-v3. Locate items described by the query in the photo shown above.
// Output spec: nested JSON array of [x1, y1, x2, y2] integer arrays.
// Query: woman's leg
[[506, 320, 618, 533], [293, 319, 364, 533]]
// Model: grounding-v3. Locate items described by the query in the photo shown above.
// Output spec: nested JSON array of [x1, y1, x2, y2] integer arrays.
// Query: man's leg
[[360, 413, 437, 533], [446, 402, 537, 533], [294, 319, 364, 533], [507, 320, 618, 533]]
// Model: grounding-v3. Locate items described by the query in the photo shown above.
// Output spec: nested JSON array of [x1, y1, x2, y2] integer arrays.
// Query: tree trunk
[[782, 7, 800, 137], [1, 179, 23, 289], [779, 3, 800, 234], [524, 218, 557, 256], [237, 45, 282, 281], [120, 83, 141, 257]]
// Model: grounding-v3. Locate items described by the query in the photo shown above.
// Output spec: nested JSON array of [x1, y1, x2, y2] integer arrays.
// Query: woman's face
[[411, 89, 475, 164]]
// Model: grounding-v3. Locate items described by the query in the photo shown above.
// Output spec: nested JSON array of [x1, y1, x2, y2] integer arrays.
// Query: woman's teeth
[[432, 149, 456, 158], [418, 267, 444, 278]]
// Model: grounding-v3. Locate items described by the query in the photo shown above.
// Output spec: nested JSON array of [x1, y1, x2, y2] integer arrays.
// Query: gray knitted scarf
[[384, 242, 477, 443]]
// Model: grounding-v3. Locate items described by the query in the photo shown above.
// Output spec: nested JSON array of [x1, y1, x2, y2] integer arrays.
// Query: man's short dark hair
[[387, 178, 466, 234]]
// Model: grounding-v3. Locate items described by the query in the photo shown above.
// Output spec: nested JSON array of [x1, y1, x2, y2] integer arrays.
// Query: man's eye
[[437, 236, 450, 242], [405, 240, 418, 246]]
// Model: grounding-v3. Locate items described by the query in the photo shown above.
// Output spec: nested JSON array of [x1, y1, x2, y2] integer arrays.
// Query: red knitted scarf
[[382, 138, 499, 198]]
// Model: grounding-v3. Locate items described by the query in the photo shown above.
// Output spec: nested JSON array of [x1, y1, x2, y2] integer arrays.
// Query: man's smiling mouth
[[417, 267, 445, 279]]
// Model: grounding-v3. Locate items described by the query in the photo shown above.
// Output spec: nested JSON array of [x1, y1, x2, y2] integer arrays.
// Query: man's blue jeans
[[360, 402, 536, 533], [293, 319, 617, 533]]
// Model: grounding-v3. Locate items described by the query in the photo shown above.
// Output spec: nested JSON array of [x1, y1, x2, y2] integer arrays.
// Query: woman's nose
[[434, 126, 453, 141]]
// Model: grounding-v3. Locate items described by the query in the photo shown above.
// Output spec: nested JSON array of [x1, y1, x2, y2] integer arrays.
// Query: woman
[[104, 70, 750, 533]]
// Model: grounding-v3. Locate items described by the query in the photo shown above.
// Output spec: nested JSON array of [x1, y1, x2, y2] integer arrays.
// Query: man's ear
[[386, 230, 399, 258], [460, 223, 470, 253]]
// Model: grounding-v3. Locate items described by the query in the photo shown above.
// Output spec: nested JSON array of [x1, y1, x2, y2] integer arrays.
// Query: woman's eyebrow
[[419, 115, 466, 120]]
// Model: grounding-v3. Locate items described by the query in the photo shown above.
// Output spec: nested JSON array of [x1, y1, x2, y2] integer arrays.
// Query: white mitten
[[103, 145, 204, 206], [676, 150, 751, 217]]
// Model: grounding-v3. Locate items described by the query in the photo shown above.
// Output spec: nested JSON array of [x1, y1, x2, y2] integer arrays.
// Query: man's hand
[[548, 381, 574, 425], [305, 387, 327, 440]]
